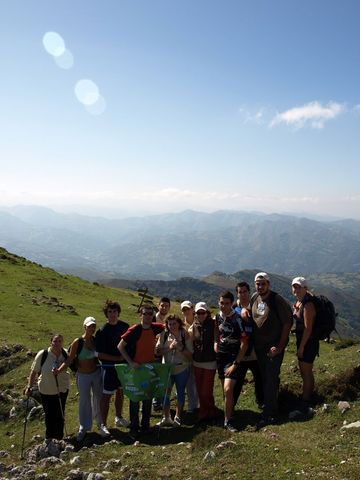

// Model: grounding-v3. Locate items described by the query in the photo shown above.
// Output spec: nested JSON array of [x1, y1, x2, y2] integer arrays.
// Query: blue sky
[[1, 0, 359, 219]]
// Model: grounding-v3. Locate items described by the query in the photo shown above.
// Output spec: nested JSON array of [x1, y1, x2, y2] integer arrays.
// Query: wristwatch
[[233, 360, 240, 366]]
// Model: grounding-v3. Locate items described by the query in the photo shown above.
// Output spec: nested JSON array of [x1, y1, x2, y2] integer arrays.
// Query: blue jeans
[[164, 367, 190, 407]]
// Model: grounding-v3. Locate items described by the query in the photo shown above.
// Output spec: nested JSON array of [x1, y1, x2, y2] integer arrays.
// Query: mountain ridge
[[1, 206, 360, 279]]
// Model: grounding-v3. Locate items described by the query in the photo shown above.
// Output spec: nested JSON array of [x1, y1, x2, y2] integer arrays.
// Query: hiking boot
[[156, 416, 174, 427], [76, 429, 86, 442], [99, 424, 110, 437], [224, 421, 238, 433], [115, 416, 130, 428]]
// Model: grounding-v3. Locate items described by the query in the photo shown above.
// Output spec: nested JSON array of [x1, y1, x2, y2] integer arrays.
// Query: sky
[[1, 0, 360, 219]]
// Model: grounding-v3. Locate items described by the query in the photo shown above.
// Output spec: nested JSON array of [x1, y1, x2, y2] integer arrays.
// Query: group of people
[[25, 272, 321, 440]]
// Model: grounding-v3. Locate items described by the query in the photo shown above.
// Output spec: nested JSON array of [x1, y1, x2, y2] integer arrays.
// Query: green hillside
[[0, 247, 360, 479]]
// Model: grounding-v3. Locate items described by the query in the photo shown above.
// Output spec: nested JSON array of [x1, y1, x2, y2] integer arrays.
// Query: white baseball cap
[[195, 301, 208, 313], [181, 300, 193, 310], [254, 272, 270, 282], [83, 316, 96, 327], [292, 276, 308, 288]]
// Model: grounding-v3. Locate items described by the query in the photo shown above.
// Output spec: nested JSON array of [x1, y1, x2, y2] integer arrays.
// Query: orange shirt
[[133, 328, 158, 364]]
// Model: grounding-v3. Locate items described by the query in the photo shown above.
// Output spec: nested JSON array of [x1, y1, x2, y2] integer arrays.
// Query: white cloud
[[270, 101, 346, 129]]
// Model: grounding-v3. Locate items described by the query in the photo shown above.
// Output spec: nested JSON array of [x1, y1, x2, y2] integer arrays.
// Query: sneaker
[[174, 415, 181, 426], [224, 421, 238, 433], [76, 429, 86, 442], [99, 424, 110, 437], [115, 416, 130, 428], [156, 416, 174, 427]]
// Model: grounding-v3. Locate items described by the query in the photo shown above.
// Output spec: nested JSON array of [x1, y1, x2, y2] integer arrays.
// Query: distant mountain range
[[1, 205, 360, 280]]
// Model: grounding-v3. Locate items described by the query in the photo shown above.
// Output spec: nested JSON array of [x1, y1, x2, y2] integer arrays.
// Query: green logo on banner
[[115, 363, 172, 402]]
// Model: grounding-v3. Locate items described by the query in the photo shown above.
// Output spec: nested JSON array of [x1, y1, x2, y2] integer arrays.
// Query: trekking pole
[[20, 396, 30, 459], [157, 349, 175, 440], [54, 372, 68, 438]]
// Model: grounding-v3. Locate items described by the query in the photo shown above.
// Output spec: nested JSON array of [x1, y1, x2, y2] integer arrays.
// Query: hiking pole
[[54, 372, 68, 438], [20, 396, 30, 459], [157, 349, 175, 440]]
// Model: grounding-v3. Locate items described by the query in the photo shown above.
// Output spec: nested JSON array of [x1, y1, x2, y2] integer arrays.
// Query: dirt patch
[[0, 344, 31, 375], [316, 364, 360, 402]]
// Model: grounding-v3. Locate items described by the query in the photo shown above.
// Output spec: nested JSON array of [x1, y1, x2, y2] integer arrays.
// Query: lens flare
[[74, 79, 100, 106], [42, 32, 66, 57], [54, 49, 74, 69]]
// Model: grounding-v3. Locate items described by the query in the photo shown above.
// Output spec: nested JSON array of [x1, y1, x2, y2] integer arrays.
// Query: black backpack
[[40, 337, 84, 373], [306, 295, 337, 340], [40, 347, 68, 371]]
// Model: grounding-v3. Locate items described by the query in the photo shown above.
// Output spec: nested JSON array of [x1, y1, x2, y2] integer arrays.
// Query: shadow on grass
[[70, 365, 360, 450]]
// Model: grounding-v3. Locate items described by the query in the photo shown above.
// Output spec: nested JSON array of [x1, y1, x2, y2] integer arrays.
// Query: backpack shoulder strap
[[77, 337, 84, 356], [40, 349, 48, 369], [180, 330, 186, 348], [250, 292, 259, 306], [61, 348, 68, 360], [163, 330, 169, 345]]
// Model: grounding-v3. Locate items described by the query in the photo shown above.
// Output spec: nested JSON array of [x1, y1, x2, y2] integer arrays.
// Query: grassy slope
[[0, 247, 359, 479]]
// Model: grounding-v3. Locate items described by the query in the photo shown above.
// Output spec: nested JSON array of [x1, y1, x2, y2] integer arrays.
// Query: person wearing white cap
[[189, 302, 221, 423], [181, 300, 199, 413], [57, 316, 103, 441], [292, 276, 318, 414], [244, 272, 292, 425]]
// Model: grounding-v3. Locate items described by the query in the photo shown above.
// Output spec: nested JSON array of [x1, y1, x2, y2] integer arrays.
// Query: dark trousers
[[255, 348, 285, 417], [129, 399, 152, 431], [233, 360, 264, 408], [40, 390, 68, 439]]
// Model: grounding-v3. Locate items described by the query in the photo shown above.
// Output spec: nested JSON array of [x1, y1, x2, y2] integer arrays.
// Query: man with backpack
[[118, 304, 164, 439], [244, 273, 293, 425]]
